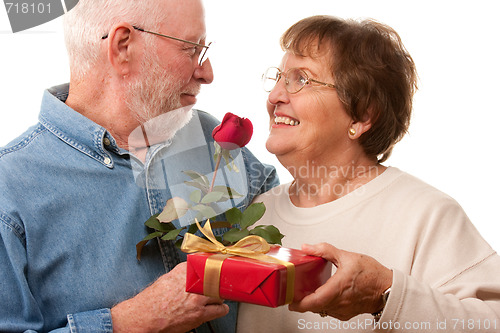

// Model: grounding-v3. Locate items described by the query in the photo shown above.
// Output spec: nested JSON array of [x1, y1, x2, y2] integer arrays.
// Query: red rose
[[212, 112, 253, 150]]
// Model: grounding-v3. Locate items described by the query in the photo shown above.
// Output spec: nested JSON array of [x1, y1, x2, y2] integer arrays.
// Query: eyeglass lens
[[262, 67, 309, 93], [287, 68, 308, 93], [198, 42, 212, 66], [262, 67, 280, 92]]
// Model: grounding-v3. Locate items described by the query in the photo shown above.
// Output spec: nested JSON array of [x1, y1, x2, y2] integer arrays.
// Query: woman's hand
[[289, 243, 393, 321]]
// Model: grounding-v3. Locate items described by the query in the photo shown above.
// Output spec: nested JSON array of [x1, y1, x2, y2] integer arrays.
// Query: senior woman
[[237, 15, 500, 332]]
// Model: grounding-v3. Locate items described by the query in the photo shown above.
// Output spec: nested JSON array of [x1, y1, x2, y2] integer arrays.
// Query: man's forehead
[[159, 0, 206, 39]]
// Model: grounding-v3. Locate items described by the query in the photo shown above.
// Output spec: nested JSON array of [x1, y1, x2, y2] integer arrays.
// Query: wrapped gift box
[[185, 246, 332, 307]]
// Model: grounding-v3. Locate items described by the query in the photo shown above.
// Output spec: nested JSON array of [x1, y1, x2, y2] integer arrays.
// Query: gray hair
[[63, 0, 165, 79]]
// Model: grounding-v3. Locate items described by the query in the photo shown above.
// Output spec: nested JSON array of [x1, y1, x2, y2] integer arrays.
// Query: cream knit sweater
[[237, 167, 500, 332]]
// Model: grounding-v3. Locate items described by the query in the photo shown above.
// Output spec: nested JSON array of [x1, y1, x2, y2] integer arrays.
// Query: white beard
[[126, 49, 196, 148], [128, 105, 194, 150]]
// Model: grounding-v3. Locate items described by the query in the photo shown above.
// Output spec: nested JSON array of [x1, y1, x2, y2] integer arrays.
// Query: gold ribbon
[[181, 220, 295, 304]]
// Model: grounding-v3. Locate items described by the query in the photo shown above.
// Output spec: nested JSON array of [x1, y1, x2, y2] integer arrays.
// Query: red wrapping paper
[[185, 246, 332, 307]]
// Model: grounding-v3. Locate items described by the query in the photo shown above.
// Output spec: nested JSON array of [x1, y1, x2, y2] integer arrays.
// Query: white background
[[1, 1, 499, 251]]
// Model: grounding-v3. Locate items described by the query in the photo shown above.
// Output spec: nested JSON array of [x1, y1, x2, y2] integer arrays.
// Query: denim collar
[[38, 83, 123, 168]]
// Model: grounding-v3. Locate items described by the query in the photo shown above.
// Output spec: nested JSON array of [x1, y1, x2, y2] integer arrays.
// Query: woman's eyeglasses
[[262, 67, 336, 94]]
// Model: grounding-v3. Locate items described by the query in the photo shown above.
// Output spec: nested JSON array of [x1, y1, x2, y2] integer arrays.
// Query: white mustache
[[184, 86, 201, 96]]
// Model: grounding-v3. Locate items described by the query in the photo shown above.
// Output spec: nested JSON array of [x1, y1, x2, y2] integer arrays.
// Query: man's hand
[[111, 262, 229, 333], [289, 243, 392, 321]]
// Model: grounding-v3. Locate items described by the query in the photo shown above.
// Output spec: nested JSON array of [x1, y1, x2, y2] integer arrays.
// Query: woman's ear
[[105, 23, 136, 77], [348, 110, 374, 139]]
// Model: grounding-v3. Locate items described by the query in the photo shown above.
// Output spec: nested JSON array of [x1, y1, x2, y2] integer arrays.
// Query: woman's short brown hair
[[281, 15, 418, 162]]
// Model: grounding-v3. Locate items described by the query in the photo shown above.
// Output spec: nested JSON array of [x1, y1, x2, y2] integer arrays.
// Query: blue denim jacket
[[0, 84, 279, 333]]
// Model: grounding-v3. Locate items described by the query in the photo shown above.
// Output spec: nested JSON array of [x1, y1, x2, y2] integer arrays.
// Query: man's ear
[[105, 23, 136, 77]]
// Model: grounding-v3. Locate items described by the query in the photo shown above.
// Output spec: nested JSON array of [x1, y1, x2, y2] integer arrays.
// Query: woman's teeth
[[274, 116, 300, 126]]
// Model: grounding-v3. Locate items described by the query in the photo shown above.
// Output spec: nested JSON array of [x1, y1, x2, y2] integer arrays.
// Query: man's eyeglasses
[[102, 26, 212, 66], [262, 67, 336, 94]]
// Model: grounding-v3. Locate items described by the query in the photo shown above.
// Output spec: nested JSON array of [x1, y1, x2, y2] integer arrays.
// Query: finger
[[202, 303, 230, 322], [301, 243, 342, 265], [204, 296, 225, 305], [289, 267, 343, 313], [289, 283, 330, 313], [171, 262, 187, 274], [289, 287, 327, 313]]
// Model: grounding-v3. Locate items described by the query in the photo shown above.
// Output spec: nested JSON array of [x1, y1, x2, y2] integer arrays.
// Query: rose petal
[[212, 112, 253, 149]]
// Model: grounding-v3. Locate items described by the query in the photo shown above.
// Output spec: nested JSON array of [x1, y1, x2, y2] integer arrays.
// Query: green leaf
[[250, 225, 284, 245], [136, 231, 164, 260], [157, 197, 189, 223], [225, 207, 242, 226], [194, 211, 205, 222], [201, 191, 224, 204], [210, 221, 232, 230], [212, 186, 244, 200], [221, 149, 239, 172], [161, 228, 183, 241], [185, 181, 209, 194], [190, 190, 202, 203], [214, 141, 222, 153], [230, 161, 239, 172], [183, 170, 210, 188], [240, 202, 266, 229], [192, 204, 217, 219], [222, 148, 232, 164], [145, 213, 175, 232], [223, 228, 250, 243], [226, 187, 244, 199], [187, 223, 199, 234], [174, 238, 183, 249], [213, 142, 222, 161]]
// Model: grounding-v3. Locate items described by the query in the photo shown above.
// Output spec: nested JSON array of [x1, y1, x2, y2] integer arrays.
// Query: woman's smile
[[273, 115, 300, 127]]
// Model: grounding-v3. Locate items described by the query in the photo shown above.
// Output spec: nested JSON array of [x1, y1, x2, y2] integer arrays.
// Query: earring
[[349, 128, 356, 136]]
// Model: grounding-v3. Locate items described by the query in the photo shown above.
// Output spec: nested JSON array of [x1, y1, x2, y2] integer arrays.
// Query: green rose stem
[[209, 152, 222, 193]]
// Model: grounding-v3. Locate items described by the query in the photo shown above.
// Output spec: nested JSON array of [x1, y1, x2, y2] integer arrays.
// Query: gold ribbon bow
[[181, 220, 295, 304]]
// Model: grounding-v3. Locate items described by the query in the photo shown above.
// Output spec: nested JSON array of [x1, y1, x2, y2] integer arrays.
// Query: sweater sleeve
[[376, 196, 500, 332]]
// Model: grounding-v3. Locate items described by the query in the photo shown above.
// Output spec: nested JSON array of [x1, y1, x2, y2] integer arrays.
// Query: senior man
[[0, 0, 278, 332]]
